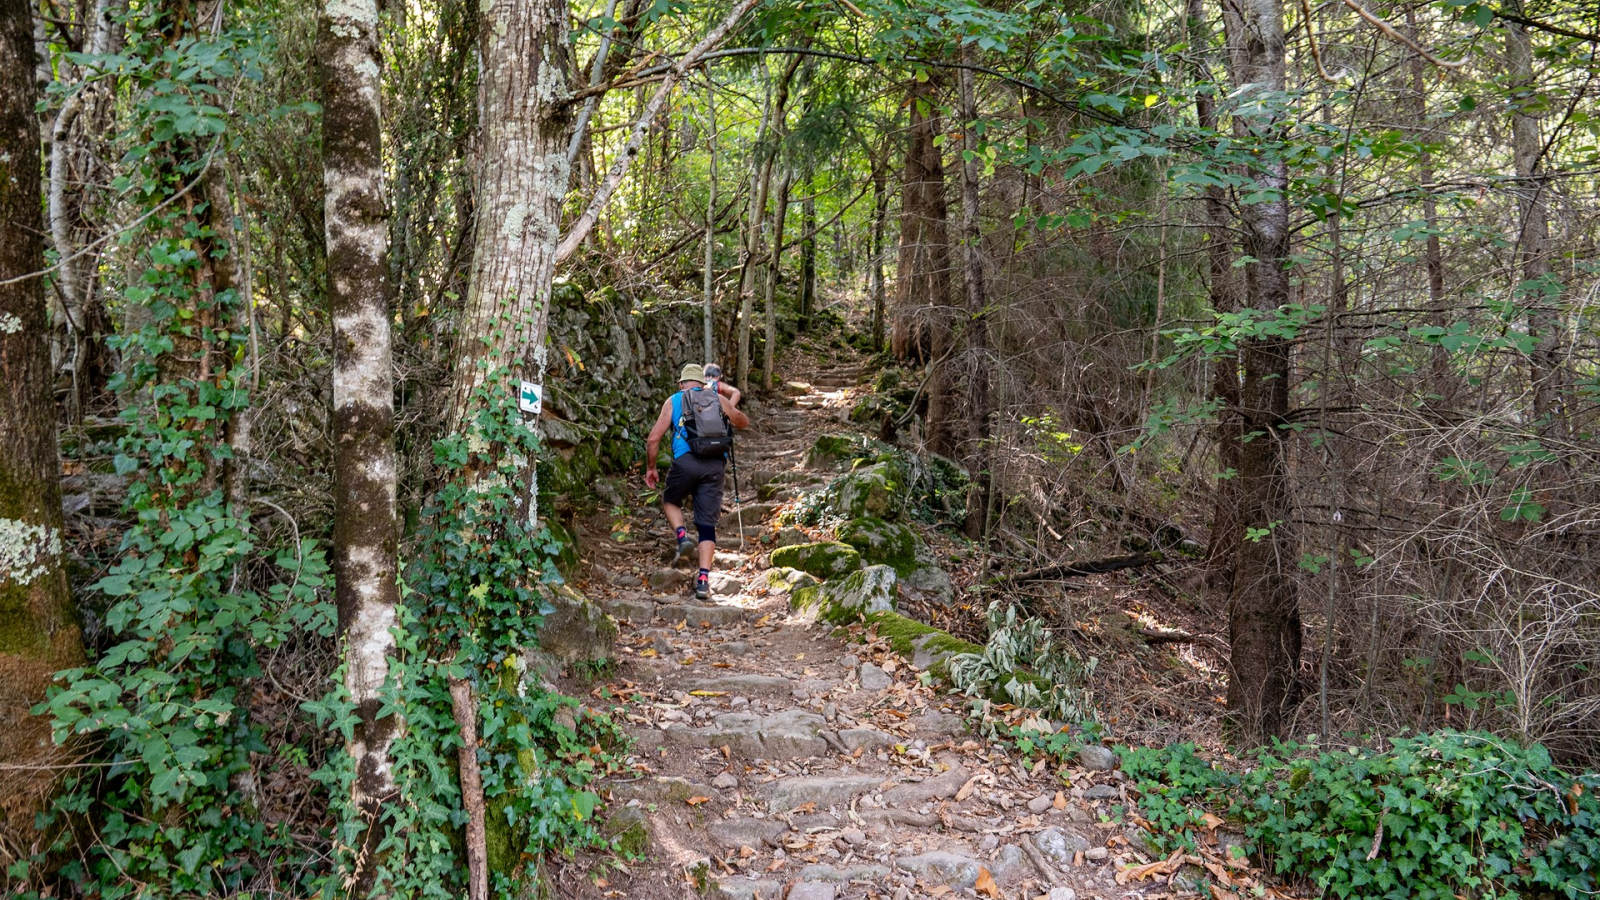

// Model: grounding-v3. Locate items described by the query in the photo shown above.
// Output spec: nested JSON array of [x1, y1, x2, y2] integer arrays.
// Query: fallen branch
[[992, 552, 1164, 587]]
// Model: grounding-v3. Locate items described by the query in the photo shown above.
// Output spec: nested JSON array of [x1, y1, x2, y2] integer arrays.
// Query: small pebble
[[823, 702, 838, 721], [712, 772, 738, 790], [1027, 794, 1054, 813], [1085, 846, 1109, 861], [730, 696, 749, 709], [841, 827, 866, 846], [839, 654, 860, 669]]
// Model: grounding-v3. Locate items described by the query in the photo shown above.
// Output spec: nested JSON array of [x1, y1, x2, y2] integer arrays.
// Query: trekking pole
[[730, 440, 741, 505]]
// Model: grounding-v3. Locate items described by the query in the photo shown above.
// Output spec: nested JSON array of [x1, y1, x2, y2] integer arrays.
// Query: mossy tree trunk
[[320, 0, 401, 890], [0, 0, 84, 860]]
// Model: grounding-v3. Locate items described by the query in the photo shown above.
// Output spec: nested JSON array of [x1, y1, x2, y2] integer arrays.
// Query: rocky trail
[[561, 352, 1204, 900]]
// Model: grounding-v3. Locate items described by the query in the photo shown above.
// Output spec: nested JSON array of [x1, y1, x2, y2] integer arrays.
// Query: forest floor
[[553, 343, 1248, 900]]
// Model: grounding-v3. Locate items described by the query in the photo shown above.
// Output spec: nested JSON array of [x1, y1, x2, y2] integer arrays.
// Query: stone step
[[657, 603, 747, 627], [761, 773, 883, 812], [660, 708, 830, 758]]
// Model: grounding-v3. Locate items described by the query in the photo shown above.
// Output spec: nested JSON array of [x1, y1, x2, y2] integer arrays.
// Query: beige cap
[[678, 363, 705, 384]]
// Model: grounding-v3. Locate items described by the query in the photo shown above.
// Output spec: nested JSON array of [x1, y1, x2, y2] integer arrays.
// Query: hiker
[[643, 363, 750, 599]]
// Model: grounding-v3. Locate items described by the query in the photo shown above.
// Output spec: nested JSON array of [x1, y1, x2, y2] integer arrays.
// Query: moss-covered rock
[[792, 565, 899, 624], [830, 462, 903, 519], [768, 541, 861, 579], [837, 517, 918, 571], [806, 434, 871, 469], [530, 584, 617, 677], [763, 567, 820, 596]]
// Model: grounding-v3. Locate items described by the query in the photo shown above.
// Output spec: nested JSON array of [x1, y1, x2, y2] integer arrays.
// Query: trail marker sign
[[518, 381, 542, 415]]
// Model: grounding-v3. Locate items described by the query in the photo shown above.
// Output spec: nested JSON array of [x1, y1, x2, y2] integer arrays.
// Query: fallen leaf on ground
[[686, 796, 712, 806], [975, 867, 1000, 899], [1053, 791, 1067, 809], [689, 690, 727, 697]]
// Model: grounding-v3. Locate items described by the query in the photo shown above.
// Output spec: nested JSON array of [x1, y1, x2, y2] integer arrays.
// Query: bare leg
[[698, 540, 715, 570], [663, 502, 686, 530]]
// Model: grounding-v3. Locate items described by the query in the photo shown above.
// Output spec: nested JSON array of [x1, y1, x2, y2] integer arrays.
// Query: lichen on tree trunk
[[320, 0, 401, 890], [0, 0, 85, 861]]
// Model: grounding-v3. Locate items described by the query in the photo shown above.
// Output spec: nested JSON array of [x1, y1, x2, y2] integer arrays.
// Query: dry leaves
[[974, 867, 1000, 899]]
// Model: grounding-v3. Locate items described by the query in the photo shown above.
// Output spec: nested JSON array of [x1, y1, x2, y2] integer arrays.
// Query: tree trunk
[[958, 52, 991, 540], [0, 0, 84, 860], [1406, 7, 1453, 406], [1220, 0, 1302, 745], [869, 159, 888, 352], [1506, 1, 1567, 439], [320, 0, 401, 890], [892, 79, 957, 457], [452, 0, 573, 524], [703, 74, 717, 363], [763, 168, 792, 392], [799, 170, 816, 329]]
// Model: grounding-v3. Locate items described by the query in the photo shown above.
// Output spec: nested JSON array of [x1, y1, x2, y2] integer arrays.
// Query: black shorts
[[662, 454, 726, 529]]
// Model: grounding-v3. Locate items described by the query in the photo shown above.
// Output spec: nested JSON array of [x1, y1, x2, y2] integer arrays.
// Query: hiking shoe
[[674, 535, 695, 562], [694, 572, 710, 600]]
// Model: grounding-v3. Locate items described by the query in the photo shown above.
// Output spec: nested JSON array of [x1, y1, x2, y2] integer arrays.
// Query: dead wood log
[[992, 551, 1164, 587]]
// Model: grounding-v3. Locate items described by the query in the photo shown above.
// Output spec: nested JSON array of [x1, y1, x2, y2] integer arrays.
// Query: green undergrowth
[[1120, 732, 1600, 900], [795, 434, 969, 528]]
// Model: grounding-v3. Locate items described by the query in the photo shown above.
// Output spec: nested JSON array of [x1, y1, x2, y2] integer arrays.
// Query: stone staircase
[[586, 362, 1158, 900]]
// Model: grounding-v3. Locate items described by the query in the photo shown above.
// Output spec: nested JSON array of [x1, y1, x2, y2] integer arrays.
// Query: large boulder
[[792, 565, 899, 624], [837, 517, 954, 605], [829, 462, 903, 519], [763, 567, 821, 596], [769, 541, 861, 579], [527, 584, 617, 678]]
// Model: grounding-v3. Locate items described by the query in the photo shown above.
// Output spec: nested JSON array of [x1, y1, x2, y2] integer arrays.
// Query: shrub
[[1121, 732, 1600, 900]]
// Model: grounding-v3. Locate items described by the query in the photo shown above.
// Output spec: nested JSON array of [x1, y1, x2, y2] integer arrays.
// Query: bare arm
[[719, 392, 750, 430], [643, 399, 673, 486], [715, 380, 741, 407]]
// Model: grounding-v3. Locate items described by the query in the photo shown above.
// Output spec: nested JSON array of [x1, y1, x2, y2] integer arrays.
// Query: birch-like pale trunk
[[1220, 0, 1302, 744], [320, 0, 400, 890], [0, 0, 84, 860], [737, 64, 774, 389], [868, 161, 888, 352]]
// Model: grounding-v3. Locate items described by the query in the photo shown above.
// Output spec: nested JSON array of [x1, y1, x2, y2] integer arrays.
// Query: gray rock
[[684, 674, 793, 694], [1124, 826, 1161, 857], [759, 708, 830, 758], [651, 568, 692, 591], [883, 767, 968, 808], [840, 827, 867, 846], [839, 727, 894, 753], [707, 818, 784, 850], [725, 503, 780, 527], [787, 882, 837, 900], [992, 844, 1027, 883], [709, 572, 743, 596], [603, 597, 655, 624], [858, 662, 893, 691], [1027, 794, 1055, 813], [530, 584, 617, 669], [1048, 889, 1078, 900], [611, 572, 643, 588], [1084, 846, 1108, 861], [1084, 784, 1119, 801], [798, 864, 890, 883], [1078, 745, 1117, 771], [609, 776, 719, 804], [763, 774, 882, 812], [658, 604, 745, 627], [775, 526, 810, 547], [839, 654, 860, 669], [712, 772, 739, 790], [709, 879, 782, 900], [893, 852, 983, 889], [1032, 827, 1091, 864]]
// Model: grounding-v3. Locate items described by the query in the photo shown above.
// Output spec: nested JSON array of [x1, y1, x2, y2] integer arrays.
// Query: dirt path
[[571, 355, 1166, 900]]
